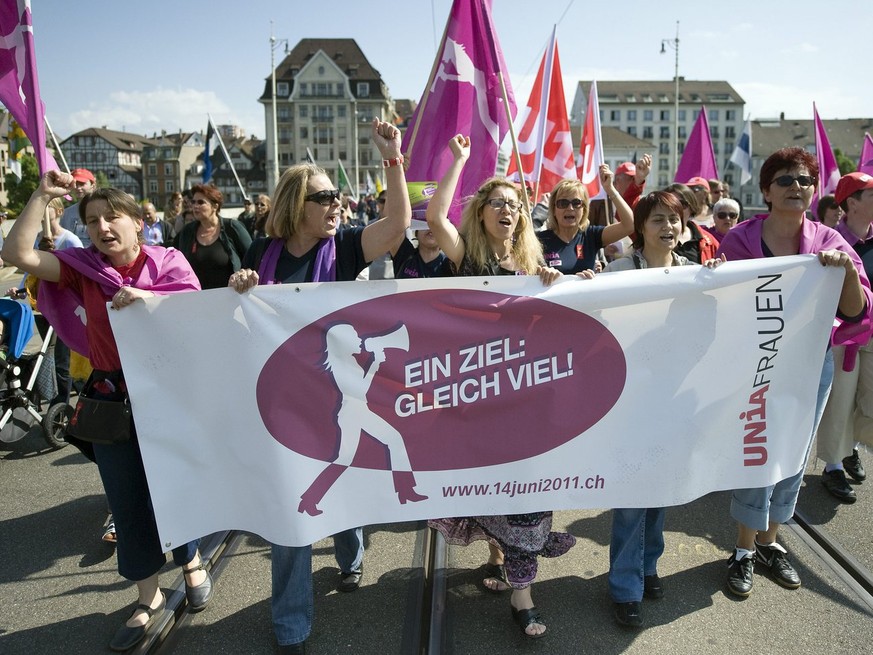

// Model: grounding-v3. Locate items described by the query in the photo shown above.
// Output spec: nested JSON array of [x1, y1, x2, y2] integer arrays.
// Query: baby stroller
[[0, 297, 71, 449]]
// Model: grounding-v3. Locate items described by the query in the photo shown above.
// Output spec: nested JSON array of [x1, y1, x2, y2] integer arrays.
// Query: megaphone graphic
[[364, 324, 409, 357]]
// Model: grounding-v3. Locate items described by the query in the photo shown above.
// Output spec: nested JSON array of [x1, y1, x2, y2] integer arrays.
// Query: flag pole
[[209, 114, 247, 201], [402, 13, 450, 164], [498, 71, 530, 217], [44, 116, 69, 173]]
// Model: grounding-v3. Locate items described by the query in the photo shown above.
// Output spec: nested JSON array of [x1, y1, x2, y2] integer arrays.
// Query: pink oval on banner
[[257, 289, 626, 470]]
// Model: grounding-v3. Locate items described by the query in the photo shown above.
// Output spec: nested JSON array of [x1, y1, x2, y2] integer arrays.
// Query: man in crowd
[[59, 168, 96, 247]]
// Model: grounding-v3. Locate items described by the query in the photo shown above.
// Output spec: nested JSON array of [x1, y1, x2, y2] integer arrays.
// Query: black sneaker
[[821, 469, 857, 503], [842, 449, 867, 483], [755, 542, 800, 589], [726, 552, 755, 597], [613, 601, 642, 627], [337, 568, 362, 593], [643, 574, 664, 599]]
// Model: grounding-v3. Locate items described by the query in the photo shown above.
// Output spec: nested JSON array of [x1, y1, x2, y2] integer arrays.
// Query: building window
[[279, 128, 292, 144], [693, 109, 701, 121], [659, 142, 670, 154], [658, 174, 668, 186], [277, 82, 290, 97], [660, 126, 670, 138], [164, 163, 173, 175], [643, 126, 653, 139], [725, 126, 736, 138], [337, 105, 346, 118], [678, 141, 685, 153], [339, 150, 347, 161], [710, 126, 719, 138], [165, 180, 175, 193], [337, 126, 347, 139], [659, 158, 668, 170], [148, 163, 157, 175], [315, 83, 330, 96], [660, 110, 670, 121], [725, 140, 734, 154], [726, 110, 737, 121], [678, 126, 687, 138], [627, 110, 637, 121], [357, 82, 370, 97], [278, 106, 291, 120], [149, 180, 158, 194], [643, 110, 653, 121], [610, 110, 620, 121], [299, 83, 308, 96], [318, 66, 325, 75], [626, 126, 637, 137], [678, 109, 686, 121], [299, 127, 308, 139], [299, 106, 308, 118], [709, 109, 719, 122]]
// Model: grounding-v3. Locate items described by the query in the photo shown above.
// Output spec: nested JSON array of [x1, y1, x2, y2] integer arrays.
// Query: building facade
[[570, 80, 745, 189], [260, 38, 399, 196], [141, 131, 204, 210], [60, 127, 157, 198]]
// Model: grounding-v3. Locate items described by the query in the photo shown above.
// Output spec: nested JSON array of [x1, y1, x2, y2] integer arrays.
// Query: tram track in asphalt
[[148, 507, 873, 654]]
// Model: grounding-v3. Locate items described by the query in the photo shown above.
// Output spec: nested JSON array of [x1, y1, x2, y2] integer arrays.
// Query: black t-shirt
[[242, 228, 367, 283], [393, 238, 452, 279], [189, 238, 233, 290], [538, 226, 605, 273]]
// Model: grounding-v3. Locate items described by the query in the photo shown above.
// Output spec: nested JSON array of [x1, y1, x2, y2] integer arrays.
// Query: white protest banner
[[109, 255, 840, 549]]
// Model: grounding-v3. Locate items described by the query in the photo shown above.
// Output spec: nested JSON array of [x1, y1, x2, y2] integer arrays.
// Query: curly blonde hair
[[459, 177, 544, 275]]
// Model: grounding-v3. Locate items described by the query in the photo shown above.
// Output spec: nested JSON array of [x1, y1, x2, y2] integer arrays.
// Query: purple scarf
[[37, 245, 201, 357], [257, 237, 337, 284]]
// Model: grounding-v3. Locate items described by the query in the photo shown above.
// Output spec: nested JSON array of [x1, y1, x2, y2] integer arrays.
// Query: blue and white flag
[[729, 118, 752, 186], [202, 116, 221, 183]]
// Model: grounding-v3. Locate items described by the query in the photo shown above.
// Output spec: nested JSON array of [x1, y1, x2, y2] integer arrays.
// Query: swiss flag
[[506, 27, 575, 201], [576, 81, 605, 200]]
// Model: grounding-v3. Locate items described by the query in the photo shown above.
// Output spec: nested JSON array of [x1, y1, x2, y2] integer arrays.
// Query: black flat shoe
[[643, 574, 665, 599], [337, 567, 362, 593], [184, 562, 214, 612], [278, 641, 306, 654], [613, 601, 643, 627], [511, 605, 547, 639], [109, 593, 166, 652]]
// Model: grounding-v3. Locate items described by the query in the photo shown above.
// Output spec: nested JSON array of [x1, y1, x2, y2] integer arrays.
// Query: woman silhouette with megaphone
[[297, 322, 427, 516]]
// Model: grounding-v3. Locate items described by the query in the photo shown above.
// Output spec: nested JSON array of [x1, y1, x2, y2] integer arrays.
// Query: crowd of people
[[4, 119, 872, 652]]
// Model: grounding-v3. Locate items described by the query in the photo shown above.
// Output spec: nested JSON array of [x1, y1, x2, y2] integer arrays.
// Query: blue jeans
[[271, 527, 363, 646], [608, 507, 666, 603], [731, 348, 834, 530]]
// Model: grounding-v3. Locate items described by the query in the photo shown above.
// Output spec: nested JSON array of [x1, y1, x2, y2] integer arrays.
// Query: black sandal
[[482, 562, 510, 593], [511, 606, 547, 639]]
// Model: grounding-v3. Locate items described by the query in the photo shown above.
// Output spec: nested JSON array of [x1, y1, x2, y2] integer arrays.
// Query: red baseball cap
[[615, 162, 636, 177], [71, 168, 95, 183], [685, 176, 710, 190], [835, 172, 873, 205]]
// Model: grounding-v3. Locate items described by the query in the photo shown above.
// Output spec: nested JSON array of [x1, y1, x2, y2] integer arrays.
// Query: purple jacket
[[717, 214, 873, 370], [37, 245, 200, 357]]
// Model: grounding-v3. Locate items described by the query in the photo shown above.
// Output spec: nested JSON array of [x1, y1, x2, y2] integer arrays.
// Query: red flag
[[576, 81, 605, 200], [0, 0, 57, 174], [674, 106, 718, 183], [506, 27, 574, 201]]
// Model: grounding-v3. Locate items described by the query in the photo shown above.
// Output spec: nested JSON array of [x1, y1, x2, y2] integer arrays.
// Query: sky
[[32, 0, 872, 143]]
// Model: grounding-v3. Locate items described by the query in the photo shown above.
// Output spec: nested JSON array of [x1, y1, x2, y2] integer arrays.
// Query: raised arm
[[600, 164, 634, 245], [360, 119, 411, 262], [425, 135, 470, 268], [1, 171, 69, 282]]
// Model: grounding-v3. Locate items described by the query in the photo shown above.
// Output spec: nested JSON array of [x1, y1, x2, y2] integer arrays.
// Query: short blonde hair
[[270, 164, 327, 240], [546, 179, 590, 233]]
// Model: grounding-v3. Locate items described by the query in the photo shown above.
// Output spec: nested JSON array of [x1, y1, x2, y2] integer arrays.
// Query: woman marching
[[2, 171, 213, 652], [424, 134, 575, 640]]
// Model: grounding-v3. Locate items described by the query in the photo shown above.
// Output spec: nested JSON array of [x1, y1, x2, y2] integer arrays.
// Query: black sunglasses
[[773, 175, 815, 188], [716, 211, 738, 220], [555, 198, 585, 210], [304, 189, 341, 206]]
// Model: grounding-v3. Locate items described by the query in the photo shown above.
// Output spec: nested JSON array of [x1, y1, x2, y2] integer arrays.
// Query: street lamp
[[269, 21, 289, 195], [661, 21, 680, 179]]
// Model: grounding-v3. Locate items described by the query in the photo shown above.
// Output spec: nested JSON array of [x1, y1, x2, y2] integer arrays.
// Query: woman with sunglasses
[[175, 184, 252, 289], [716, 147, 871, 598], [229, 119, 410, 655], [706, 197, 741, 239], [538, 170, 634, 276], [426, 134, 573, 640]]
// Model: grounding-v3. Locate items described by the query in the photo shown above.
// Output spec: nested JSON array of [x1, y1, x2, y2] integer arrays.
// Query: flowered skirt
[[429, 512, 575, 589]]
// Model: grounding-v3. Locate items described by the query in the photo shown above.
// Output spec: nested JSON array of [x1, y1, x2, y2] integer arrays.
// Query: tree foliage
[[4, 154, 39, 214], [834, 148, 856, 176]]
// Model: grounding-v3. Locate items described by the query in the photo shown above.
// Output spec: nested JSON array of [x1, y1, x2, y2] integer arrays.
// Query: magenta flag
[[401, 0, 516, 221], [0, 0, 57, 174], [674, 106, 718, 183], [858, 132, 873, 176], [814, 103, 840, 199]]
